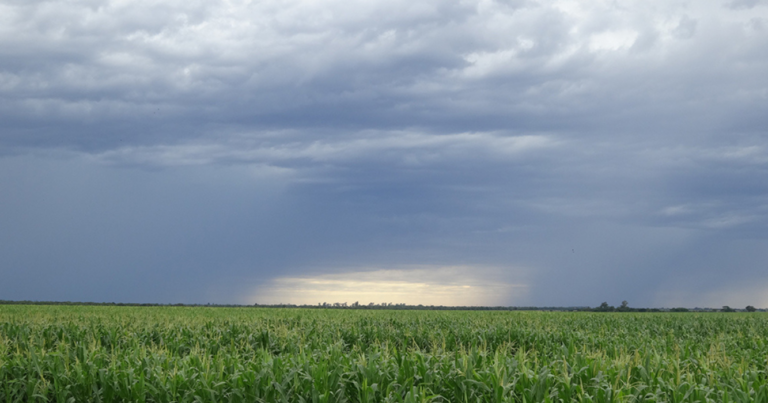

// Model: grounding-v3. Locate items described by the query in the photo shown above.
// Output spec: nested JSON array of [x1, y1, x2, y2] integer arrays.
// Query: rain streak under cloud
[[1, 0, 767, 307]]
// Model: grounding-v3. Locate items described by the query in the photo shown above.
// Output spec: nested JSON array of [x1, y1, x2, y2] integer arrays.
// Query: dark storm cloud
[[4, 0, 762, 148], [1, 0, 767, 306]]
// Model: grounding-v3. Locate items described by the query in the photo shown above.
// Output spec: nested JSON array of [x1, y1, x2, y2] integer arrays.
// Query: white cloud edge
[[90, 131, 560, 168]]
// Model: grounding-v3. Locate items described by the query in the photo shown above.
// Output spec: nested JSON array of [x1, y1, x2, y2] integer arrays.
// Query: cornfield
[[1, 305, 767, 402]]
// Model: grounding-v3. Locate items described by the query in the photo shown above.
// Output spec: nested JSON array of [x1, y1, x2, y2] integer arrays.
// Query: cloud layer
[[1, 0, 767, 307]]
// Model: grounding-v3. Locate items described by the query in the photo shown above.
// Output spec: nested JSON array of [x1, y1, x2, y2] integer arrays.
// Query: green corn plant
[[2, 306, 768, 402]]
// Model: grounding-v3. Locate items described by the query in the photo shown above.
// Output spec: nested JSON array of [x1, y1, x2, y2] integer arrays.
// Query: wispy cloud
[[91, 131, 558, 168]]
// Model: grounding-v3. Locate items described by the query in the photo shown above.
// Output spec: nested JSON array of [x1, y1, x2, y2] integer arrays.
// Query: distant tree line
[[0, 300, 586, 311], [0, 299, 763, 312], [591, 301, 762, 313]]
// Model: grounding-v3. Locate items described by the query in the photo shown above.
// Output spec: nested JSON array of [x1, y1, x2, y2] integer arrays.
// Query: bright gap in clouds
[[251, 266, 529, 306]]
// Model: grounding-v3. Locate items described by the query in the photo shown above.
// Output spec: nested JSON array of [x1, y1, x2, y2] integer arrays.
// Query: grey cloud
[[1, 0, 768, 306], [3, 0, 765, 149], [726, 0, 768, 10], [673, 16, 698, 39]]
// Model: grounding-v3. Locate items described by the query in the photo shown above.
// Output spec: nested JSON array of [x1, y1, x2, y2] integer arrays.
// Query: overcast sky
[[1, 0, 767, 307]]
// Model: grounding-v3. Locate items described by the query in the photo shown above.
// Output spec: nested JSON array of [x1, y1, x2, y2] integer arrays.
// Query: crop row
[[1, 306, 767, 402]]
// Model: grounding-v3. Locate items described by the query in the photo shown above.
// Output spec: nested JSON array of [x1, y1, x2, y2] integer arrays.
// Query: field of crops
[[1, 306, 767, 402]]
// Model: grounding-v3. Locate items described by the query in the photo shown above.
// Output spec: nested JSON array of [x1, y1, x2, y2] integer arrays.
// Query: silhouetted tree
[[595, 302, 614, 312], [746, 305, 757, 312]]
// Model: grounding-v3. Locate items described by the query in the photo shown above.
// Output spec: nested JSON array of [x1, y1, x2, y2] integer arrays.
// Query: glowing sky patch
[[251, 266, 528, 306]]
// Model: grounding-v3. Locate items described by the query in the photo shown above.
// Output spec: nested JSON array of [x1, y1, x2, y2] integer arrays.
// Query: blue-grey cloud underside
[[1, 0, 767, 307]]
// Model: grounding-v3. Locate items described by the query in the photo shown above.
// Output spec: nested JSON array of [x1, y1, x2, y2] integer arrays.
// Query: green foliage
[[594, 302, 614, 312], [1, 306, 768, 402]]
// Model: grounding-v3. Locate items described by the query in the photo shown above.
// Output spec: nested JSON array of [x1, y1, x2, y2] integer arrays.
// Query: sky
[[1, 0, 767, 308]]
